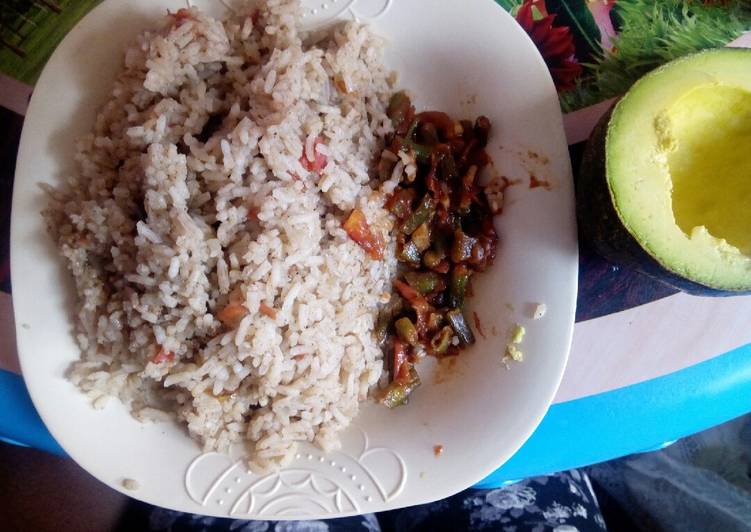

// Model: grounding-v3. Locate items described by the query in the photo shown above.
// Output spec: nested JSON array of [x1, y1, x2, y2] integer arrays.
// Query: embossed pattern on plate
[[185, 427, 405, 516], [188, 0, 392, 28]]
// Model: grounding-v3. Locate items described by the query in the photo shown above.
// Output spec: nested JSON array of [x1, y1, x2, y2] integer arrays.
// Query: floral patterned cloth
[[143, 470, 606, 532]]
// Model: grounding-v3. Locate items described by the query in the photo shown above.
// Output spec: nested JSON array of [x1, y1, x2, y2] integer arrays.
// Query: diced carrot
[[343, 209, 384, 260], [393, 280, 428, 307], [300, 137, 328, 173], [259, 302, 277, 319], [169, 8, 196, 26], [153, 348, 175, 364], [217, 302, 248, 328]]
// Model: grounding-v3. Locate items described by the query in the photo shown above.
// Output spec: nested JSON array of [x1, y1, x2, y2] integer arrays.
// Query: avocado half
[[579, 48, 751, 295]]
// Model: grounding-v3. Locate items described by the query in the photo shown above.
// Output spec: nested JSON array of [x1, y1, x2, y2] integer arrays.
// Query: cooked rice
[[42, 0, 400, 472]]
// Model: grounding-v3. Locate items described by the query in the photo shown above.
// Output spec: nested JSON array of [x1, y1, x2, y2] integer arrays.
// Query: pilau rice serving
[[42, 0, 404, 472]]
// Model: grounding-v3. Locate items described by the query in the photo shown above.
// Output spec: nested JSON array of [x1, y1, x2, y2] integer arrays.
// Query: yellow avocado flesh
[[607, 49, 751, 291], [666, 85, 751, 255]]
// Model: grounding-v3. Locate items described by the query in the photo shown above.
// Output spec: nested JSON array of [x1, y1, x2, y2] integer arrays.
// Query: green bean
[[381, 366, 421, 408], [447, 308, 475, 345], [404, 271, 442, 294], [395, 317, 419, 346], [401, 194, 436, 235], [449, 264, 471, 308], [430, 326, 453, 354]]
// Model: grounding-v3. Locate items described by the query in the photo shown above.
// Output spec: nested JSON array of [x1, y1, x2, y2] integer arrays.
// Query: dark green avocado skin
[[577, 108, 750, 297]]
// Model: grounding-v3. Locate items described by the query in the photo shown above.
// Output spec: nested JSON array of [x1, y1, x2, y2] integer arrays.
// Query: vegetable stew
[[375, 92, 501, 407]]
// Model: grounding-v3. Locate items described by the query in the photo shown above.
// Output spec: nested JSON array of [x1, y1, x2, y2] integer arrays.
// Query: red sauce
[[472, 311, 486, 339], [529, 174, 552, 190], [526, 150, 550, 165]]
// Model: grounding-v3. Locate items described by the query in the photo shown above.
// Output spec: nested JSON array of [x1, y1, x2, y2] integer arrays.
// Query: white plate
[[11, 0, 577, 519]]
